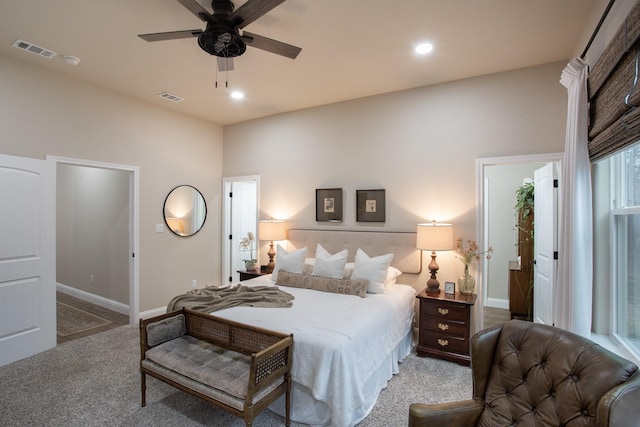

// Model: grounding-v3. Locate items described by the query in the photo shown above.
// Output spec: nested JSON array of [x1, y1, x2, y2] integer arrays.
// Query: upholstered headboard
[[286, 229, 422, 274]]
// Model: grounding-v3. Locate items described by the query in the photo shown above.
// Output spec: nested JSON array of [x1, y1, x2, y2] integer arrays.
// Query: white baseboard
[[486, 298, 509, 310], [139, 307, 168, 319], [56, 283, 129, 315]]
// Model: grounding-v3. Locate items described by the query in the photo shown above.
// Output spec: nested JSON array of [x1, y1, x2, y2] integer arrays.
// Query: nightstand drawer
[[421, 318, 467, 337], [420, 330, 468, 354], [423, 300, 468, 321]]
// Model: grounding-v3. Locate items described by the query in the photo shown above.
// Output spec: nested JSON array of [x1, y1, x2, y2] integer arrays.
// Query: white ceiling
[[0, 0, 601, 125]]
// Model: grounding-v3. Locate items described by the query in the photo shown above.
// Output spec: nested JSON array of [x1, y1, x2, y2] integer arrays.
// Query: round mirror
[[163, 185, 207, 237]]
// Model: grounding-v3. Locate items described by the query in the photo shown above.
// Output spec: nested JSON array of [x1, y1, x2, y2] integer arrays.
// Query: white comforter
[[213, 275, 416, 427]]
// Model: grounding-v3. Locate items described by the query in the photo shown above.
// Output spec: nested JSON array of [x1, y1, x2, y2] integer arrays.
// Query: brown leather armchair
[[409, 320, 640, 427]]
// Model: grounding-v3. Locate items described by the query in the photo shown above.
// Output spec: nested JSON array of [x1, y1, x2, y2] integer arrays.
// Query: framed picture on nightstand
[[445, 281, 456, 295]]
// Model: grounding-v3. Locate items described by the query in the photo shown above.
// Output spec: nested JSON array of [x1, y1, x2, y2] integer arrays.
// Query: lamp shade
[[416, 222, 454, 251], [258, 220, 286, 241]]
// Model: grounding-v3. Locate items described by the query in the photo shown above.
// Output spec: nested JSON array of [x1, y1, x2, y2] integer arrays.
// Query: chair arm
[[597, 370, 640, 427], [470, 322, 503, 399], [408, 399, 484, 427]]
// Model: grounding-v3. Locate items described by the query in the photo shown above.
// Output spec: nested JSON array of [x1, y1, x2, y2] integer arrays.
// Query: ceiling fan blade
[[217, 57, 235, 72], [138, 29, 203, 42], [242, 31, 301, 59], [177, 0, 212, 22], [230, 0, 285, 28]]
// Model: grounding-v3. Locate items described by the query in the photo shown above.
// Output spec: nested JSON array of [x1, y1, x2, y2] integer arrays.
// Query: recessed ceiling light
[[231, 91, 244, 100], [415, 43, 434, 55]]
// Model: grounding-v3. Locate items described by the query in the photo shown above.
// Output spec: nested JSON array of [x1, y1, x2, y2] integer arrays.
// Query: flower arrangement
[[239, 232, 256, 263], [454, 238, 493, 294], [454, 238, 493, 271]]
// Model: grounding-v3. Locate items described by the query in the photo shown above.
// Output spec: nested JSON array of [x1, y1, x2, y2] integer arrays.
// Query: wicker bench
[[139, 308, 294, 426]]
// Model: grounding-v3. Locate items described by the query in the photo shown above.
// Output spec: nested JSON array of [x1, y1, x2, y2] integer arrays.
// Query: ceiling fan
[[138, 0, 301, 71]]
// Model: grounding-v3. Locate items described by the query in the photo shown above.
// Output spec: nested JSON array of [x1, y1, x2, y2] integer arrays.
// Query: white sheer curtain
[[555, 57, 593, 337]]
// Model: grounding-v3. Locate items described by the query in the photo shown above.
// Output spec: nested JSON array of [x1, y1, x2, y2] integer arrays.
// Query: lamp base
[[426, 278, 440, 293], [266, 241, 276, 273], [426, 251, 440, 293]]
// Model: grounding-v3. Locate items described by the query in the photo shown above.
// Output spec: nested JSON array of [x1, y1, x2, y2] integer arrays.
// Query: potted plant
[[239, 232, 257, 271]]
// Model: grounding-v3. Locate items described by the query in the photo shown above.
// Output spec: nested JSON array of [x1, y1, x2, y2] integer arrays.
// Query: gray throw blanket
[[166, 284, 294, 313]]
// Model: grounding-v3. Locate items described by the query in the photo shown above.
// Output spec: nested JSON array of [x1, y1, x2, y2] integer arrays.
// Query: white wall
[[485, 163, 541, 305], [0, 54, 224, 312], [57, 164, 129, 304], [223, 61, 569, 290]]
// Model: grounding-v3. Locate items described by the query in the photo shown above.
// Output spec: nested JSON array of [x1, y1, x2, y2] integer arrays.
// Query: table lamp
[[258, 219, 287, 273], [416, 222, 454, 293]]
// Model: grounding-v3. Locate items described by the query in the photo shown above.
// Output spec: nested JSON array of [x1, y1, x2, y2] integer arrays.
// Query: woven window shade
[[588, 1, 640, 161]]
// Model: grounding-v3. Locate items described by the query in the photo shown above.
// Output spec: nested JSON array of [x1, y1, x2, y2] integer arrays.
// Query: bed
[[213, 229, 421, 427]]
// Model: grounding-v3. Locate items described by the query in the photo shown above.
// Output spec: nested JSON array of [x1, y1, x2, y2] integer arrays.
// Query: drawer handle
[[438, 307, 449, 315], [438, 339, 449, 347], [438, 323, 449, 331]]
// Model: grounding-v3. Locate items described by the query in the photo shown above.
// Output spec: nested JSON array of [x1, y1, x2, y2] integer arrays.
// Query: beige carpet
[[0, 325, 472, 426], [56, 301, 112, 337]]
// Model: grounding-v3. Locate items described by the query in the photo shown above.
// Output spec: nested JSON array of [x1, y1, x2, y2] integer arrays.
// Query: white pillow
[[351, 248, 394, 294], [344, 262, 401, 285], [385, 266, 403, 287], [311, 244, 348, 279], [271, 245, 308, 281]]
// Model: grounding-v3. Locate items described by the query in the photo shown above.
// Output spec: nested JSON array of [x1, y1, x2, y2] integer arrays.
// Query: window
[[610, 142, 640, 357]]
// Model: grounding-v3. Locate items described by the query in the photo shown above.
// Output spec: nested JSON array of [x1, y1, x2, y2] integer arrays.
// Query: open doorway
[[476, 153, 562, 329], [49, 156, 139, 328], [222, 176, 259, 285]]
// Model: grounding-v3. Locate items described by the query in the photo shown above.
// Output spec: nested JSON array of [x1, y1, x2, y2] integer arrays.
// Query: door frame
[[476, 153, 562, 330], [47, 155, 140, 324]]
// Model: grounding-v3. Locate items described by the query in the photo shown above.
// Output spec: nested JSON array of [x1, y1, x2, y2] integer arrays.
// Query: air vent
[[158, 92, 184, 102], [12, 39, 57, 59]]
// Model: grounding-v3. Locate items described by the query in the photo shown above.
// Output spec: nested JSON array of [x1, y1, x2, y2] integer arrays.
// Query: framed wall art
[[316, 188, 343, 222], [356, 189, 385, 222]]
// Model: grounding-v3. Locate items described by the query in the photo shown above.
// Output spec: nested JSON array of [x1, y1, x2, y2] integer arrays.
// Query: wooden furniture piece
[[508, 260, 533, 320], [237, 266, 268, 281], [409, 320, 640, 427], [416, 289, 477, 366], [140, 308, 294, 427]]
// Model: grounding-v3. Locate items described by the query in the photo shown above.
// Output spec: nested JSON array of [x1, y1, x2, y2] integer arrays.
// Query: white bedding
[[213, 275, 416, 427]]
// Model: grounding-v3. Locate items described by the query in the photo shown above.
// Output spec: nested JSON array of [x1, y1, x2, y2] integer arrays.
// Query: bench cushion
[[144, 335, 282, 409]]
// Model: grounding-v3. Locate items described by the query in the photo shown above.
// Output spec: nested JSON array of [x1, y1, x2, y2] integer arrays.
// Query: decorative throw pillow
[[271, 244, 308, 281], [311, 244, 348, 279], [276, 271, 368, 298], [351, 248, 394, 294], [146, 314, 186, 347]]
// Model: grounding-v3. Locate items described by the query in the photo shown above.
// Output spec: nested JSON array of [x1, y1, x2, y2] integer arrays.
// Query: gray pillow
[[146, 314, 186, 347], [276, 271, 368, 298]]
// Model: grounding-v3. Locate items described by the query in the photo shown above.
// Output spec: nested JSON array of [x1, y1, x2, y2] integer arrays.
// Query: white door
[[0, 154, 56, 367], [533, 162, 557, 325]]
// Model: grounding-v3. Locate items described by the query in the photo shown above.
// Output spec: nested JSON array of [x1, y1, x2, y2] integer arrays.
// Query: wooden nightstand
[[416, 289, 477, 366], [237, 267, 269, 281]]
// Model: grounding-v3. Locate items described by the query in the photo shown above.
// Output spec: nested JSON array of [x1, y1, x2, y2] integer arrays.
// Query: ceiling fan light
[[231, 91, 244, 100], [415, 43, 434, 55]]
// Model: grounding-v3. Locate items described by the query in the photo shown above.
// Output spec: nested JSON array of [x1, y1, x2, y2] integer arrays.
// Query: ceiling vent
[[12, 39, 57, 59], [158, 92, 184, 102]]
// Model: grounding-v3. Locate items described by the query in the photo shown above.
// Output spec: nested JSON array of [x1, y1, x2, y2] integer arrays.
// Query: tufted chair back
[[476, 320, 637, 426], [409, 320, 640, 427]]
